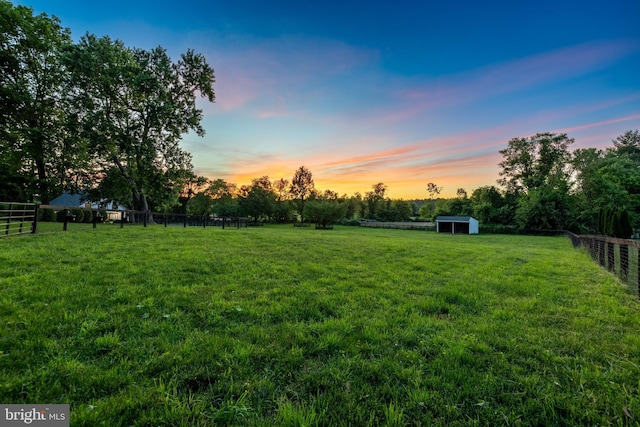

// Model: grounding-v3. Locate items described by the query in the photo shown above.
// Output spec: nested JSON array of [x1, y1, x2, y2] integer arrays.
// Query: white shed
[[435, 216, 479, 234]]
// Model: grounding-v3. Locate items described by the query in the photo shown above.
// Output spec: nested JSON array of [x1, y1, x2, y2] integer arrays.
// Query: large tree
[[498, 132, 575, 230], [572, 134, 640, 231], [469, 186, 505, 224], [0, 1, 73, 203], [498, 132, 574, 194], [63, 34, 215, 218]]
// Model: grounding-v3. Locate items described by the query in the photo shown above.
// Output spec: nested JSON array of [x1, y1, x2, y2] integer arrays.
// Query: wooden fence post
[[637, 249, 640, 299], [31, 204, 39, 234], [607, 242, 615, 272], [5, 203, 12, 235], [620, 243, 629, 279]]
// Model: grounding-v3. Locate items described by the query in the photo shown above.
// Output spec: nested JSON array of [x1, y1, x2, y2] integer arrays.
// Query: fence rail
[[0, 202, 37, 237], [566, 232, 640, 298]]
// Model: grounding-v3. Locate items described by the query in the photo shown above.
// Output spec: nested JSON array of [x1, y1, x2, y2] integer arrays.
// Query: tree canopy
[[289, 166, 315, 222], [63, 34, 215, 216], [0, 1, 72, 203], [0, 1, 215, 214]]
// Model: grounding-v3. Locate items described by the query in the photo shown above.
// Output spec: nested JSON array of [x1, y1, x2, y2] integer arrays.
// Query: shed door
[[454, 222, 470, 234]]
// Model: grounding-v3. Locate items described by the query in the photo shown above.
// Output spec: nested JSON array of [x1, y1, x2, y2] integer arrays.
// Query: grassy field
[[1, 225, 639, 426]]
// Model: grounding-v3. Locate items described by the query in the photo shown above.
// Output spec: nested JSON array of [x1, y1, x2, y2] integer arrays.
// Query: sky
[[16, 0, 640, 198]]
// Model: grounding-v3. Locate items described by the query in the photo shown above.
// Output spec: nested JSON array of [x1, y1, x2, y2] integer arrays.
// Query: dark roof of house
[[49, 192, 88, 206], [435, 216, 477, 222]]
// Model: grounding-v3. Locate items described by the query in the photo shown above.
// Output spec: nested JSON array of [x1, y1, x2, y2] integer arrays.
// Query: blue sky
[[17, 0, 640, 198]]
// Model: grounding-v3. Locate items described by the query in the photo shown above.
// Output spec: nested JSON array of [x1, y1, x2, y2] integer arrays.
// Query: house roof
[[49, 192, 88, 206], [49, 192, 126, 211], [435, 216, 477, 222]]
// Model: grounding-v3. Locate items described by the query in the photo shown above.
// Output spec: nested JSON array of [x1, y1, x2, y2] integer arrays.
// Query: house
[[49, 192, 126, 222], [435, 216, 479, 234]]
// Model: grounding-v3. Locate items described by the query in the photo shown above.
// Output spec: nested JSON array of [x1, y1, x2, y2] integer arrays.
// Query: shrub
[[56, 209, 78, 222], [38, 208, 56, 222], [71, 208, 84, 223], [82, 209, 94, 223]]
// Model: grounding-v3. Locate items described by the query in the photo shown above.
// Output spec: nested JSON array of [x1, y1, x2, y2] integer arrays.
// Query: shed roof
[[435, 216, 477, 222]]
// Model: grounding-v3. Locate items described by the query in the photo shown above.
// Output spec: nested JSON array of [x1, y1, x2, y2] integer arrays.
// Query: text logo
[[1, 405, 69, 426]]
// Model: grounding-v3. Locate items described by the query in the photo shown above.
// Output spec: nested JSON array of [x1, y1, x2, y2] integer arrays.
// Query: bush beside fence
[[566, 232, 640, 298]]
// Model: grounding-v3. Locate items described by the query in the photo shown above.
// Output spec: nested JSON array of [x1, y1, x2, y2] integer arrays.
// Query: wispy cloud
[[368, 40, 639, 126], [200, 35, 379, 116], [554, 113, 640, 135]]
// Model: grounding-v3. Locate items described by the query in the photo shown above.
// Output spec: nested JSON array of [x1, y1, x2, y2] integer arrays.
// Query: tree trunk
[[114, 156, 155, 224], [31, 120, 51, 204]]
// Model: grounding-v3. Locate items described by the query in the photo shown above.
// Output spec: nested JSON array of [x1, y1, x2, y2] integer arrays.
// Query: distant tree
[[272, 178, 292, 222], [426, 182, 442, 200], [320, 189, 339, 201], [351, 192, 366, 218], [514, 186, 574, 230], [393, 200, 413, 221], [207, 179, 238, 217], [418, 204, 432, 220], [64, 34, 215, 221], [448, 197, 473, 217], [304, 200, 347, 228], [239, 176, 276, 222], [470, 186, 504, 224], [610, 130, 640, 161], [177, 174, 209, 214], [433, 199, 451, 218], [456, 188, 468, 199], [273, 178, 290, 201], [365, 182, 387, 218], [289, 166, 315, 222], [344, 196, 357, 220], [424, 182, 442, 220], [186, 192, 212, 216]]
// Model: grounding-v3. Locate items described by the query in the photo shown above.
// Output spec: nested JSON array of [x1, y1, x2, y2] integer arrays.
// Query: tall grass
[[1, 225, 639, 426]]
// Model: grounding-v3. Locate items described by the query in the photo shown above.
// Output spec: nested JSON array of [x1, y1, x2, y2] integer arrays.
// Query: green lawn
[[1, 225, 639, 426]]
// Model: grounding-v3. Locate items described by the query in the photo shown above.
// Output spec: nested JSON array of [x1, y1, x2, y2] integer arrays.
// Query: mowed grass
[[1, 225, 639, 426]]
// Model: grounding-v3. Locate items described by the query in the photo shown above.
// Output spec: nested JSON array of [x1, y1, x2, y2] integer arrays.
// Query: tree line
[[432, 131, 640, 235], [178, 167, 415, 225], [2, 2, 638, 235]]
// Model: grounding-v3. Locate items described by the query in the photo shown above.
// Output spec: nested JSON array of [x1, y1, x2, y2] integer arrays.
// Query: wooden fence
[[33, 204, 249, 232], [0, 202, 37, 237], [566, 232, 640, 298]]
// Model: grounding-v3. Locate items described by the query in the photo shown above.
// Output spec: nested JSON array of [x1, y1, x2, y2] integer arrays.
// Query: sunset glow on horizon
[[18, 0, 640, 199]]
